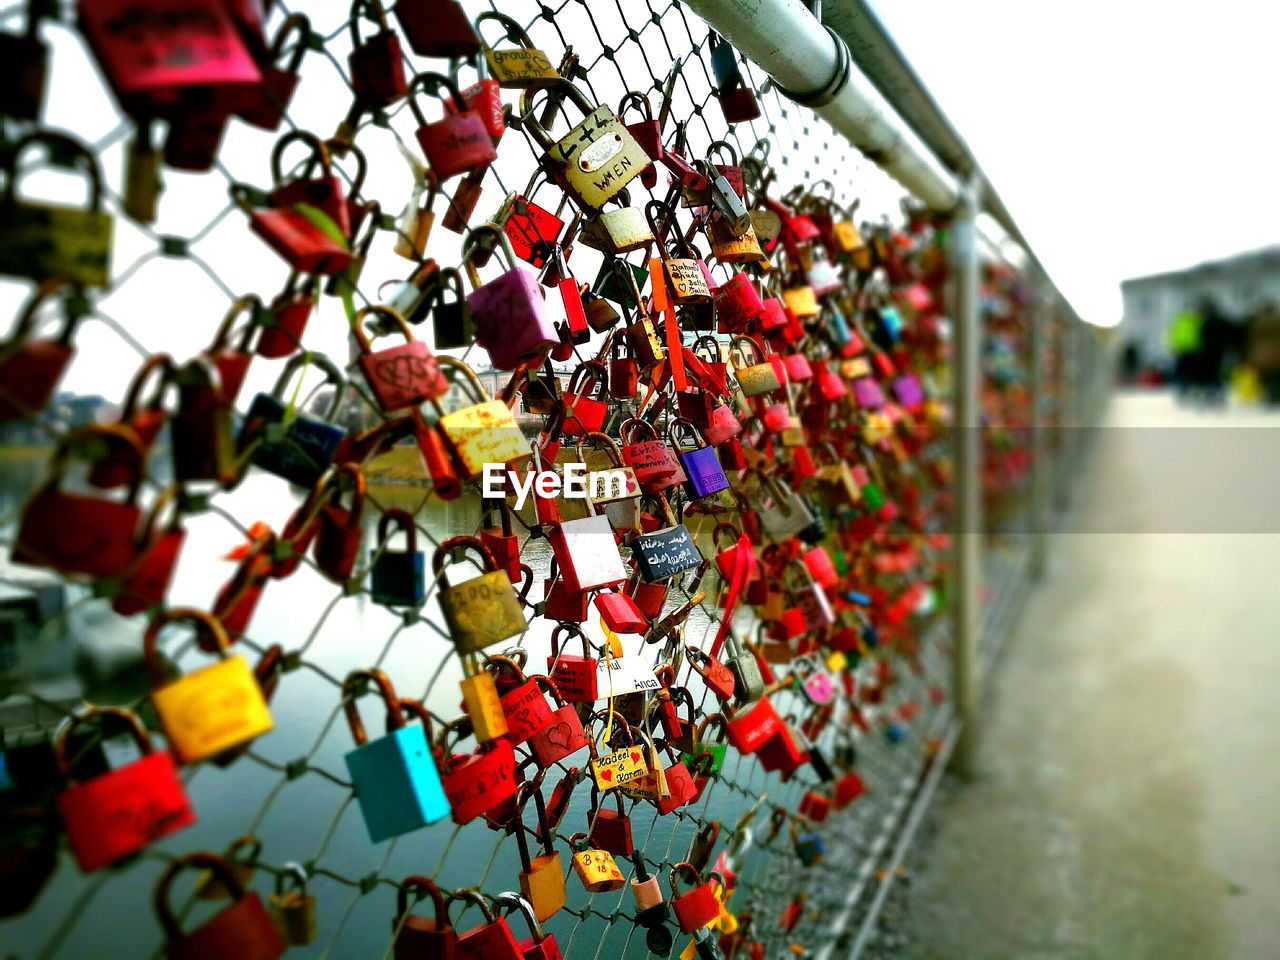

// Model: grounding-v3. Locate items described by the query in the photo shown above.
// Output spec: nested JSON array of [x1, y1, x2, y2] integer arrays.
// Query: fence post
[[950, 174, 983, 775], [1029, 289, 1048, 580]]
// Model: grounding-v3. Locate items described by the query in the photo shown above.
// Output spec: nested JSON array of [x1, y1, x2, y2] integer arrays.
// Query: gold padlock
[[588, 710, 649, 792], [570, 834, 626, 893], [580, 196, 653, 254], [434, 536, 528, 655], [782, 284, 819, 319], [522, 80, 649, 212], [646, 198, 711, 304], [145, 608, 273, 764], [514, 784, 567, 922], [476, 12, 560, 88], [460, 653, 509, 743], [730, 336, 782, 397], [435, 356, 531, 478], [269, 863, 316, 946], [123, 121, 163, 225]]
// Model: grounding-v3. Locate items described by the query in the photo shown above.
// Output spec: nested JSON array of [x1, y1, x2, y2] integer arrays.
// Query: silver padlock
[[724, 631, 763, 704]]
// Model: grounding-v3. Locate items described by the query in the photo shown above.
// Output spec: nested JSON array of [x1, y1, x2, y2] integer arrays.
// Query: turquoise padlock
[[791, 821, 825, 867], [341, 669, 449, 841]]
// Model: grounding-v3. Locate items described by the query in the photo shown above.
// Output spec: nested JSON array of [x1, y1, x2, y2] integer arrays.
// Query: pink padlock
[[464, 225, 559, 371]]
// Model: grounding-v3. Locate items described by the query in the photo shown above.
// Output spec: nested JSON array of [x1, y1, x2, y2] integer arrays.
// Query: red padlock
[[347, 0, 408, 108], [723, 698, 783, 756], [833, 771, 866, 809], [670, 862, 721, 933], [203, 295, 260, 405], [798, 790, 831, 823], [491, 657, 555, 746], [542, 560, 590, 623], [527, 676, 590, 768], [312, 464, 366, 584], [439, 732, 517, 826], [114, 485, 186, 617], [686, 645, 735, 703], [89, 352, 172, 488], [13, 425, 144, 578], [211, 526, 275, 644], [494, 893, 563, 960], [625, 573, 668, 621], [545, 624, 599, 703], [354, 305, 448, 412], [234, 183, 353, 276], [392, 876, 457, 960], [480, 501, 522, 583], [395, 0, 480, 58], [410, 72, 498, 181], [609, 335, 639, 399], [0, 278, 83, 422], [256, 274, 317, 359], [594, 589, 648, 634], [230, 13, 309, 130], [155, 852, 285, 960], [55, 707, 195, 871], [654, 754, 697, 815], [454, 890, 521, 960], [588, 783, 632, 856], [559, 362, 609, 437], [414, 413, 463, 502]]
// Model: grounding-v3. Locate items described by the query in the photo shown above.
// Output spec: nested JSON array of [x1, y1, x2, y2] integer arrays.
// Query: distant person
[[1196, 297, 1230, 404], [1166, 307, 1202, 398], [1248, 303, 1280, 404]]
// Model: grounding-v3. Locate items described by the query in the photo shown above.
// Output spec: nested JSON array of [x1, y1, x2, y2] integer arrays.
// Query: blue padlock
[[790, 820, 825, 867], [669, 417, 729, 499], [341, 669, 449, 841], [369, 508, 425, 607], [239, 351, 346, 487]]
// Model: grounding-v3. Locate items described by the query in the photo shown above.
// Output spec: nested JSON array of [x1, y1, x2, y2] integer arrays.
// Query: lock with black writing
[[568, 832, 626, 893], [521, 79, 649, 212]]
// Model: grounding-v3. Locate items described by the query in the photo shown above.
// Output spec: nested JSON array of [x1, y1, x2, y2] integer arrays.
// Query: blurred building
[[1120, 245, 1280, 369]]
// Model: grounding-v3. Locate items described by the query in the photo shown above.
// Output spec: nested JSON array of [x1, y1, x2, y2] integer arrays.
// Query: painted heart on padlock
[[545, 722, 574, 750], [599, 768, 614, 782]]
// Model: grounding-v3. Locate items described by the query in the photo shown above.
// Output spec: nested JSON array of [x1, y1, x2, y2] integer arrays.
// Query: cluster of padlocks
[[0, 1, 957, 957]]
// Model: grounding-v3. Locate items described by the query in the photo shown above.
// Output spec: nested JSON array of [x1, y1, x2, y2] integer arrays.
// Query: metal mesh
[[0, 1, 967, 957]]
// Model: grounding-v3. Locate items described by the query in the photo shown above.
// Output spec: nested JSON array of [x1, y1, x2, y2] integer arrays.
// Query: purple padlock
[[851, 376, 886, 411], [669, 418, 730, 499], [892, 373, 924, 410], [464, 224, 559, 371]]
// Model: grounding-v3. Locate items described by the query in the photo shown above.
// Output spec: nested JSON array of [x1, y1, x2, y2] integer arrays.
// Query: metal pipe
[[823, 0, 1081, 325], [681, 0, 958, 211], [950, 173, 983, 776]]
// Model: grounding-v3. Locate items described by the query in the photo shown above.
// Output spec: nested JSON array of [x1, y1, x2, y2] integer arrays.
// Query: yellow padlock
[[826, 651, 848, 674], [782, 284, 819, 319], [588, 711, 648, 792], [569, 834, 626, 892], [146, 608, 273, 764], [435, 356, 531, 478], [460, 654, 509, 743]]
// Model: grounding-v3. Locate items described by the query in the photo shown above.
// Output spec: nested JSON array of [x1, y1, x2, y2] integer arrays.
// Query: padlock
[[790, 819, 825, 867], [569, 833, 627, 893], [268, 129, 363, 241], [545, 623, 599, 703], [230, 13, 309, 130], [0, 131, 114, 287], [409, 71, 498, 181], [789, 563, 836, 632], [619, 90, 662, 179], [210, 526, 275, 642], [54, 706, 194, 872], [232, 182, 352, 276], [588, 781, 633, 856], [798, 789, 831, 823], [155, 852, 285, 960], [489, 656, 553, 745], [461, 223, 558, 370], [443, 166, 486, 234], [498, 170, 567, 267], [645, 199, 711, 305], [686, 645, 735, 703], [0, 278, 85, 422], [453, 889, 522, 960], [460, 653, 509, 744], [255, 273, 317, 359], [0, 0, 48, 121], [669, 862, 720, 933], [392, 876, 457, 960], [263, 863, 316, 946], [521, 79, 649, 212], [202, 295, 261, 405], [722, 698, 784, 757], [609, 334, 640, 399], [580, 193, 653, 254], [527, 674, 590, 767], [755, 473, 816, 540], [239, 351, 346, 487], [620, 416, 686, 493], [475, 12, 559, 88], [311, 463, 366, 584], [729, 337, 782, 398], [112, 484, 186, 617], [546, 508, 630, 593], [559, 361, 609, 437], [723, 631, 764, 705], [196, 835, 261, 899], [13, 425, 144, 578], [145, 609, 273, 764], [393, 0, 479, 56], [352, 305, 448, 413], [122, 120, 163, 224], [493, 892, 563, 960], [668, 418, 730, 499], [432, 357, 531, 478], [435, 536, 527, 654], [631, 493, 703, 583], [343, 672, 449, 841], [445, 51, 504, 145], [513, 784, 567, 922], [347, 0, 407, 107], [594, 589, 648, 635], [370, 508, 426, 608], [833, 770, 866, 809]]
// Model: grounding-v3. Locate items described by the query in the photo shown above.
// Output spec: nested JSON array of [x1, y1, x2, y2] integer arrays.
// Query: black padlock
[[431, 266, 473, 348], [0, 0, 48, 121], [693, 926, 725, 959]]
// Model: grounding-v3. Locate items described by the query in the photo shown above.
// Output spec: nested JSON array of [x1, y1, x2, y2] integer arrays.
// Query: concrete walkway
[[905, 391, 1280, 960]]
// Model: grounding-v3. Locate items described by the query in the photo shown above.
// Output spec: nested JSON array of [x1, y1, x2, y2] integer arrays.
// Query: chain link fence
[[0, 1, 982, 957]]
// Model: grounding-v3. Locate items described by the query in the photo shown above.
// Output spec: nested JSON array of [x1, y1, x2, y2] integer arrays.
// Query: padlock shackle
[[644, 198, 697, 262], [530, 672, 569, 709], [4, 277, 87, 349], [619, 416, 660, 444], [431, 534, 498, 577], [513, 780, 556, 867], [341, 668, 403, 746], [712, 521, 742, 554], [694, 712, 729, 746], [387, 697, 436, 748], [448, 887, 498, 924], [566, 359, 607, 397], [53, 705, 153, 782], [617, 90, 655, 122], [131, 485, 184, 551], [143, 607, 232, 684], [270, 129, 333, 189], [483, 652, 528, 687], [41, 423, 147, 503], [397, 874, 452, 928], [460, 220, 519, 282], [208, 294, 264, 356], [665, 415, 706, 450], [573, 429, 626, 470], [435, 354, 492, 405], [267, 12, 311, 73], [352, 304, 417, 353], [688, 749, 718, 778], [117, 352, 174, 420], [7, 131, 103, 209], [272, 350, 347, 422], [375, 507, 418, 552], [348, 0, 391, 44], [492, 891, 547, 944], [517, 79, 596, 149], [407, 70, 469, 126], [668, 860, 704, 895], [154, 852, 249, 940], [474, 10, 540, 52], [275, 861, 309, 896], [548, 622, 592, 662]]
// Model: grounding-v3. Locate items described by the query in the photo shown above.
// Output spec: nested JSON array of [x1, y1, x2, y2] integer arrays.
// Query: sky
[[866, 0, 1280, 326]]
